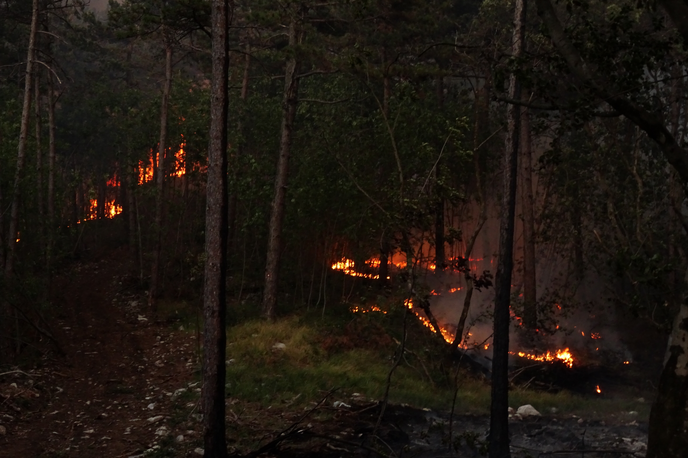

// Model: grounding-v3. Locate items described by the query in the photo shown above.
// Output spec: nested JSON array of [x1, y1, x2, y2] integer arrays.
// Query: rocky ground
[[0, 251, 649, 457]]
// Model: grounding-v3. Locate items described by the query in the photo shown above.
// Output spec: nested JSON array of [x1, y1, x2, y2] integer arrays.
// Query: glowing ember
[[596, 385, 602, 394], [448, 287, 461, 293], [331, 258, 379, 279], [350, 305, 386, 314], [515, 348, 575, 368], [591, 332, 601, 340]]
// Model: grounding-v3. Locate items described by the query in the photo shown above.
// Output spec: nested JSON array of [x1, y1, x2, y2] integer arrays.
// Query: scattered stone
[[137, 315, 148, 322], [147, 403, 156, 410], [194, 448, 204, 455], [507, 407, 514, 414], [154, 360, 164, 368], [516, 405, 541, 417], [272, 342, 286, 351], [175, 435, 184, 443], [155, 426, 169, 436], [627, 411, 638, 416], [333, 401, 351, 409], [147, 415, 164, 424], [550, 407, 558, 414], [0, 425, 6, 436]]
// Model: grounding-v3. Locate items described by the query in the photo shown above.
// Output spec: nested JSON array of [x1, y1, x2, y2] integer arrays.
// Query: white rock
[[155, 426, 169, 436], [137, 315, 148, 322], [147, 415, 164, 424], [333, 401, 351, 409], [272, 342, 286, 351], [147, 403, 156, 410], [175, 435, 184, 443], [516, 404, 541, 417], [194, 448, 204, 455], [154, 360, 164, 367], [0, 425, 6, 435]]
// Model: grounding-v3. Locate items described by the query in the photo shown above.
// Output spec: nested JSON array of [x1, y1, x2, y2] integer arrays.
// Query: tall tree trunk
[[46, 58, 56, 273], [35, 72, 44, 258], [377, 50, 391, 286], [434, 77, 445, 270], [5, 0, 39, 276], [201, 0, 229, 455], [520, 108, 537, 329], [262, 17, 301, 320], [490, 0, 526, 456], [149, 39, 173, 307]]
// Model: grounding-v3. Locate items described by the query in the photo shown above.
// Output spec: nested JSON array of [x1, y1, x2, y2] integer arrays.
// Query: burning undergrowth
[[331, 250, 640, 397]]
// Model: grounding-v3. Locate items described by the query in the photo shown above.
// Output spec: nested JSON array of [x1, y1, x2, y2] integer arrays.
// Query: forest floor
[[0, 248, 651, 458]]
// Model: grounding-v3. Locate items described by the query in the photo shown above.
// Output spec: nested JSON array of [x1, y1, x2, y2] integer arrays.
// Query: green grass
[[220, 311, 653, 422]]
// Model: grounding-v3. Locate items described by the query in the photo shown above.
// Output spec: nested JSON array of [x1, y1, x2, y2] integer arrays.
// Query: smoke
[[420, 203, 633, 367]]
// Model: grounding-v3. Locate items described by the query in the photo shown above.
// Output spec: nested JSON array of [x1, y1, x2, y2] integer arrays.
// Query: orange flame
[[596, 385, 601, 394], [515, 348, 574, 368], [350, 305, 386, 314]]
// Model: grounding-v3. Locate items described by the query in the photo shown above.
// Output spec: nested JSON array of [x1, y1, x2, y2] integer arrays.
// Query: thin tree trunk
[[521, 108, 537, 329], [201, 0, 229, 455], [262, 17, 301, 320], [489, 0, 526, 456], [35, 72, 44, 258], [6, 0, 39, 276], [46, 59, 56, 273], [149, 39, 173, 307]]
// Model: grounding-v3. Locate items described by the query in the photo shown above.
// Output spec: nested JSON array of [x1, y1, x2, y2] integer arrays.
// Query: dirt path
[[0, 252, 203, 457]]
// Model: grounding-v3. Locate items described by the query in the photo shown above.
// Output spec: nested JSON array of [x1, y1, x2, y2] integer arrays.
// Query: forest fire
[[81, 198, 122, 222], [350, 305, 386, 314], [334, 255, 578, 369], [515, 348, 575, 368]]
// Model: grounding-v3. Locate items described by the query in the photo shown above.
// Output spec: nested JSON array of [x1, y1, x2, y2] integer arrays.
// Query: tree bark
[[47, 55, 56, 273], [262, 16, 301, 320], [5, 0, 39, 276], [35, 72, 44, 258], [490, 0, 526, 456], [149, 38, 173, 307], [202, 1, 230, 455], [520, 109, 537, 329]]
